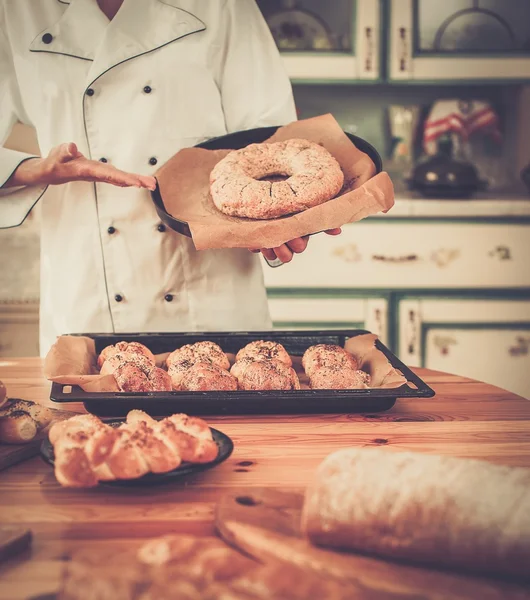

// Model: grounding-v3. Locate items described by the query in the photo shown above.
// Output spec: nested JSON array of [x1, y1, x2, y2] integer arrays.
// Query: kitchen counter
[[0, 359, 529, 599], [373, 192, 530, 220]]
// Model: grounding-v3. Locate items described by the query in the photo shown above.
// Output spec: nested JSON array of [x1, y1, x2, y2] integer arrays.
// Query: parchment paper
[[44, 334, 407, 393], [155, 114, 394, 250]]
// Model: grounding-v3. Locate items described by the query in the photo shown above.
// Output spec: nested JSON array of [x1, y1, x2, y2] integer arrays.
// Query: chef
[[0, 0, 340, 356]]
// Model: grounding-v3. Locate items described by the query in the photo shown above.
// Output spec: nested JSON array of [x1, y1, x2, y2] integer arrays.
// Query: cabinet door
[[398, 298, 530, 399], [256, 0, 381, 81], [268, 296, 389, 344], [389, 0, 530, 80]]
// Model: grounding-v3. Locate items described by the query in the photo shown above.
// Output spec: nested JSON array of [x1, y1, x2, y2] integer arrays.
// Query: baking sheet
[[44, 333, 406, 393]]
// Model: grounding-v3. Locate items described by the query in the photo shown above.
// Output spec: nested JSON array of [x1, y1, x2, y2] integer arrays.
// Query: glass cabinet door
[[390, 0, 530, 80], [256, 0, 381, 81]]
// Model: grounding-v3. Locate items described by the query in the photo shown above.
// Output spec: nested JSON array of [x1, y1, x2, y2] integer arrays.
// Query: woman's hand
[[250, 228, 342, 263], [4, 143, 156, 190]]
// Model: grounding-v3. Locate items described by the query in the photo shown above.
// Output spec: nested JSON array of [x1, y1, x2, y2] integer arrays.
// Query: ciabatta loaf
[[301, 447, 530, 580]]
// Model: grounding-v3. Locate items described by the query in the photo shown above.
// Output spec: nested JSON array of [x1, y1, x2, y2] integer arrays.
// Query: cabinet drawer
[[263, 222, 530, 289], [268, 296, 389, 344]]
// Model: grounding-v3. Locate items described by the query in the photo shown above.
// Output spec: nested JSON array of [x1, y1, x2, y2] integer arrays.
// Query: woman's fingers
[[78, 160, 157, 190], [325, 228, 342, 235]]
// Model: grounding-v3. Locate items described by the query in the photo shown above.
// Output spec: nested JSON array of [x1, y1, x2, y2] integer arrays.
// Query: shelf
[[368, 193, 530, 220]]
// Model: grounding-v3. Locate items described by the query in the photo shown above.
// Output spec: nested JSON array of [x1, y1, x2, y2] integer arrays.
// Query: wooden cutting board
[[0, 525, 32, 563], [0, 404, 76, 472], [0, 438, 43, 472], [215, 488, 530, 600]]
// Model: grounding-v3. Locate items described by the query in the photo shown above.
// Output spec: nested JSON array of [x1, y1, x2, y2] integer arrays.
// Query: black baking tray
[[151, 126, 383, 239], [49, 330, 434, 417]]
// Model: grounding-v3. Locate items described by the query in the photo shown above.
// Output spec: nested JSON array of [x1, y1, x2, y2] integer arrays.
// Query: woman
[[0, 0, 339, 355]]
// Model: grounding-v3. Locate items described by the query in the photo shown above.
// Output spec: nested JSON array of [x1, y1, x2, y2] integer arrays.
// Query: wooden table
[[0, 358, 529, 600]]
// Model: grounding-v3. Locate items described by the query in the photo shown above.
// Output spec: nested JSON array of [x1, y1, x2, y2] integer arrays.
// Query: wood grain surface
[[0, 358, 529, 599], [216, 488, 530, 600]]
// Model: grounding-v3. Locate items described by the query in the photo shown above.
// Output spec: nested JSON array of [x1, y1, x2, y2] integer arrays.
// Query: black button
[[157, 224, 166, 233], [143, 85, 152, 94], [164, 294, 173, 302], [107, 226, 116, 235], [86, 88, 95, 97], [149, 157, 157, 166], [42, 33, 53, 44], [114, 294, 123, 303], [99, 157, 108, 163]]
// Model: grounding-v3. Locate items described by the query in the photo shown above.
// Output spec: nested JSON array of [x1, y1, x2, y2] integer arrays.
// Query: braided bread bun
[[50, 411, 218, 487]]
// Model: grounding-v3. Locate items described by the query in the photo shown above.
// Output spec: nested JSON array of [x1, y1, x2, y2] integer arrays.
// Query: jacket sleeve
[[0, 18, 46, 229], [218, 0, 297, 132]]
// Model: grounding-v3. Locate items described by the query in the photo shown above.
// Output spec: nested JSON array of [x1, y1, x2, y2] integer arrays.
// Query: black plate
[[49, 330, 435, 418], [151, 126, 383, 238], [40, 422, 234, 487]]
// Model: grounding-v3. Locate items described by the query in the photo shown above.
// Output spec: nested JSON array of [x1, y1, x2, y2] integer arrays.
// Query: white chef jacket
[[0, 0, 296, 356]]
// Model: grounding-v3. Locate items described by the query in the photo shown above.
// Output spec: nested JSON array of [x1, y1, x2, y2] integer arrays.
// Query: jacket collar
[[30, 0, 206, 83]]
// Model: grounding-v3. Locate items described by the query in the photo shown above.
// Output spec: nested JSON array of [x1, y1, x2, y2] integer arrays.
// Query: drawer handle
[[488, 245, 512, 261], [509, 336, 530, 357], [364, 27, 373, 72], [398, 27, 408, 72], [431, 248, 460, 268], [407, 309, 417, 355], [334, 244, 362, 263], [372, 254, 418, 263], [433, 335, 458, 356]]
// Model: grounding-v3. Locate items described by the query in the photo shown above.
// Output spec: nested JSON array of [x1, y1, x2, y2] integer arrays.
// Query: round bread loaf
[[166, 341, 230, 371], [210, 139, 344, 220], [236, 340, 292, 367], [310, 366, 370, 390], [302, 344, 358, 376], [179, 363, 238, 392], [98, 342, 155, 369], [231, 357, 300, 391]]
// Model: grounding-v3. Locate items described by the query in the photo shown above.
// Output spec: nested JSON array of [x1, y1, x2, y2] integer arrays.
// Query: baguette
[[0, 411, 38, 444], [0, 398, 53, 444], [301, 447, 530, 580], [0, 380, 7, 408]]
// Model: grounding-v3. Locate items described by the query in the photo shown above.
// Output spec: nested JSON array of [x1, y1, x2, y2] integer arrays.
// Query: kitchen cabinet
[[0, 303, 39, 358], [398, 297, 530, 399], [389, 0, 530, 81], [256, 0, 381, 81], [268, 295, 389, 343], [264, 204, 530, 398], [258, 0, 530, 82]]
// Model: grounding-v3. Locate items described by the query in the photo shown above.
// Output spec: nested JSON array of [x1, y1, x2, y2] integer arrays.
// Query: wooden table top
[[0, 358, 529, 600]]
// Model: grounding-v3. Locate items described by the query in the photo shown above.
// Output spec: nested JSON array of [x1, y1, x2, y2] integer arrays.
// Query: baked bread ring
[[210, 139, 344, 220]]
